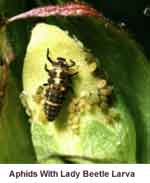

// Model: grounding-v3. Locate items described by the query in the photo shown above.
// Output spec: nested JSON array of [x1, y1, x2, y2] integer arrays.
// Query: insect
[[43, 48, 78, 121]]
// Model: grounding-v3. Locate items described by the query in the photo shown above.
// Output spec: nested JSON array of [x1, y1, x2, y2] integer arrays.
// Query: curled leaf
[[0, 71, 36, 163], [22, 23, 136, 163], [0, 0, 36, 163]]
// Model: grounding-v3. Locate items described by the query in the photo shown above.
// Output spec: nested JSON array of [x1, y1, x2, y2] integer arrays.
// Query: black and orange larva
[[44, 48, 77, 121]]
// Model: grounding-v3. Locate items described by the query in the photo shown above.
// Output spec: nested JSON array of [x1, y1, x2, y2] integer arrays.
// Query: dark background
[[85, 0, 150, 59]]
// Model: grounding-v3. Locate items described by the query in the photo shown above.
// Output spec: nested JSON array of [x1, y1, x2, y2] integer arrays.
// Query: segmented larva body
[[44, 48, 77, 121]]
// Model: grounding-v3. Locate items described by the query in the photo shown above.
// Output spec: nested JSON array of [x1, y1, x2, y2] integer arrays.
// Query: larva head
[[47, 47, 73, 65], [46, 48, 77, 75]]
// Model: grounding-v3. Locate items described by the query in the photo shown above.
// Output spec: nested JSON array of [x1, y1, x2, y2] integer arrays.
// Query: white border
[[0, 164, 149, 183]]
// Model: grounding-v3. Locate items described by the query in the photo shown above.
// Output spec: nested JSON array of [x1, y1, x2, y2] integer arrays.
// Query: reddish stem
[[7, 3, 101, 23]]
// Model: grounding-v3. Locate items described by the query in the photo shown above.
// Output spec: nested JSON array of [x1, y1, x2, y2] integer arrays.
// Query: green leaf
[[41, 0, 150, 163], [0, 0, 36, 163], [53, 17, 150, 163], [0, 71, 36, 163], [22, 23, 136, 163]]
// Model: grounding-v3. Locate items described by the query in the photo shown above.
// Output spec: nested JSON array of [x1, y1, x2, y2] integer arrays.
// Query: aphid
[[43, 48, 77, 121]]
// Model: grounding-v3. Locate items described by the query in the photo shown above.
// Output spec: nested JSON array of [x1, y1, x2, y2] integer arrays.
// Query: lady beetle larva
[[43, 48, 77, 121]]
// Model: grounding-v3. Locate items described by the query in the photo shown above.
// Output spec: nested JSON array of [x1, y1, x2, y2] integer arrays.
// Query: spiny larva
[[43, 48, 77, 121]]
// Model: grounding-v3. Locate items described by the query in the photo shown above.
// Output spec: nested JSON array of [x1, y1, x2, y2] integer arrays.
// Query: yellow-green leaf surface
[[22, 23, 136, 163]]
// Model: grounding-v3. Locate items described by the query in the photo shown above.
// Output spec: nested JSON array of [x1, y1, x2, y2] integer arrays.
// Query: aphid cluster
[[97, 79, 113, 112], [43, 48, 77, 121], [68, 97, 91, 135]]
